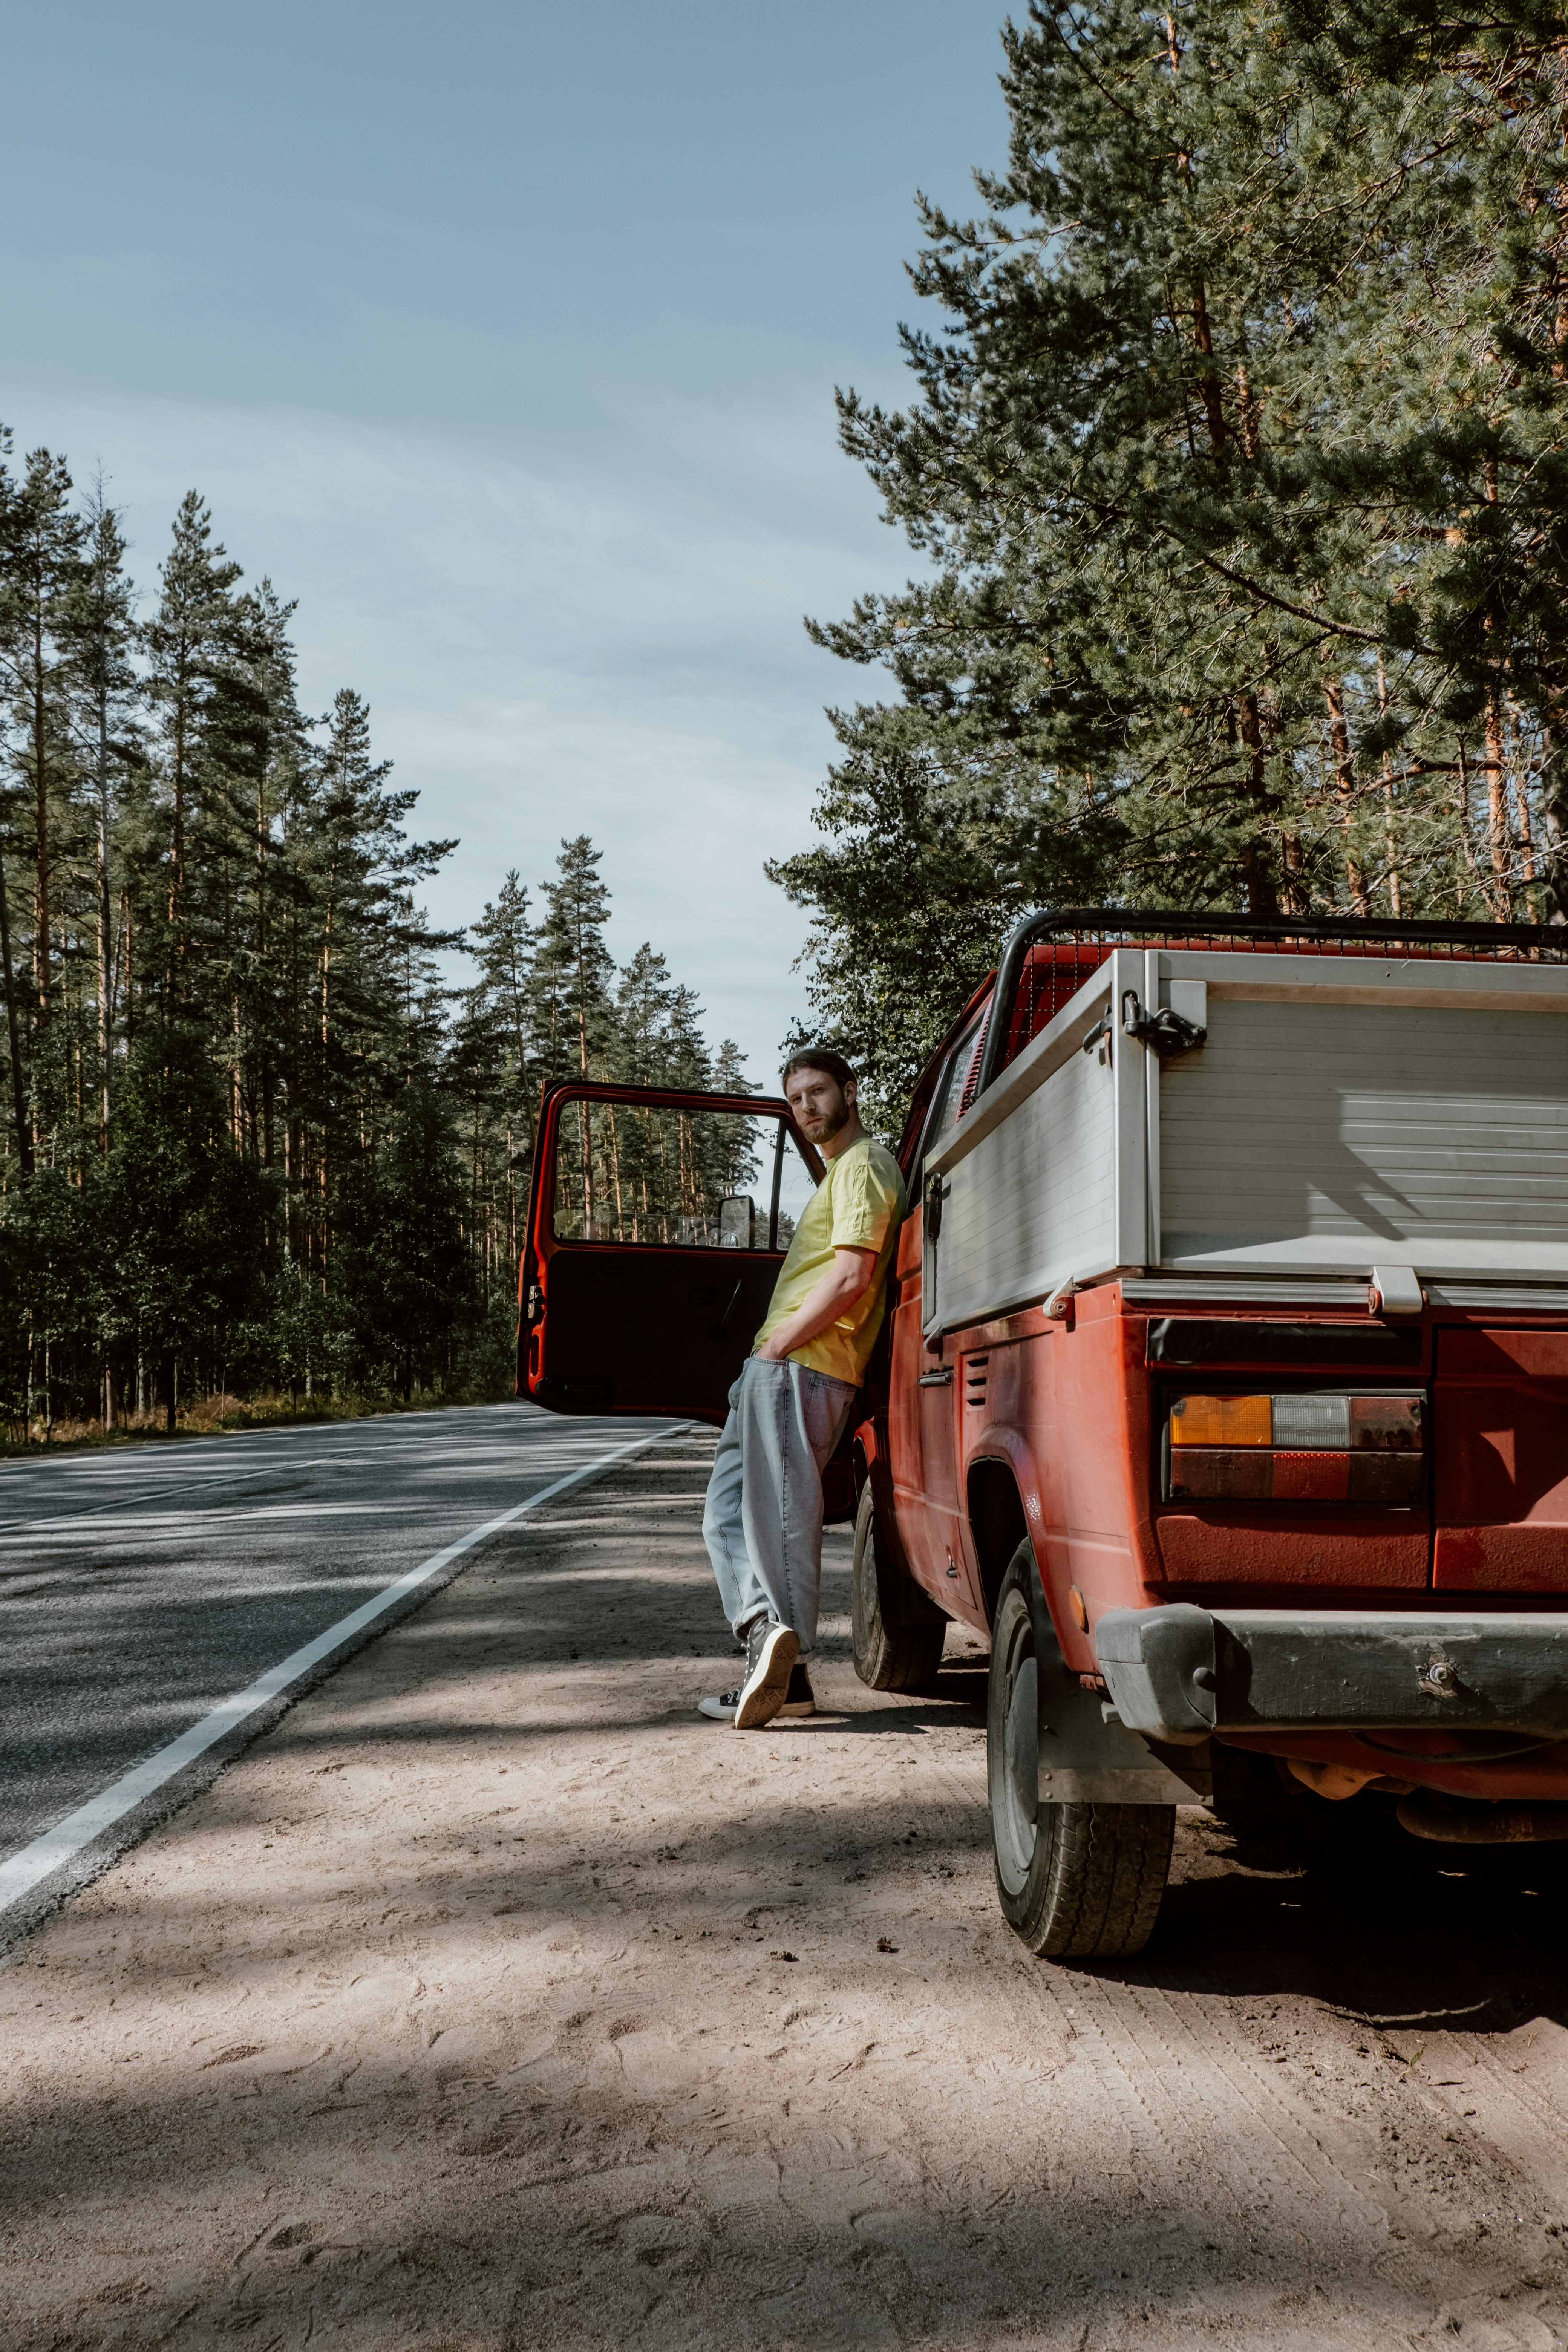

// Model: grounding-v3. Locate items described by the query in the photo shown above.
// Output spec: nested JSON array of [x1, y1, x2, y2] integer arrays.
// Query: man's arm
[[755, 1246, 876, 1363]]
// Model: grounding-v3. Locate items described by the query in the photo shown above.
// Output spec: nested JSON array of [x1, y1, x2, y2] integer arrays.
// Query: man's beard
[[809, 1098, 849, 1141]]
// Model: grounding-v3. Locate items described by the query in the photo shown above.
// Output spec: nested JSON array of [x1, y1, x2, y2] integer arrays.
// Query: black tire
[[850, 1483, 948, 1692], [987, 1542, 1173, 1958]]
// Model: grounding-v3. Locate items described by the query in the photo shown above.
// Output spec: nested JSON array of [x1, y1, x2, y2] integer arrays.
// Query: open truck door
[[519, 1082, 825, 1426]]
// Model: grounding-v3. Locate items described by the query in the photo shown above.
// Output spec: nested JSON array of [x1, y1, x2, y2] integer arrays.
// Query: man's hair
[[781, 1046, 856, 1092]]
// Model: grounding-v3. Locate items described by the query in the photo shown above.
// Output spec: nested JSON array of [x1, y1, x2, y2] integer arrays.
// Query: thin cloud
[[5, 388, 913, 1078]]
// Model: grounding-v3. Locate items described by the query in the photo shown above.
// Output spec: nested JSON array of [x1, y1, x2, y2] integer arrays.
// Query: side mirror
[[719, 1194, 755, 1250]]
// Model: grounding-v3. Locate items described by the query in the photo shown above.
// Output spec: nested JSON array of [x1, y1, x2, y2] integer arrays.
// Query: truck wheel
[[850, 1484, 947, 1693], [987, 1543, 1173, 1959]]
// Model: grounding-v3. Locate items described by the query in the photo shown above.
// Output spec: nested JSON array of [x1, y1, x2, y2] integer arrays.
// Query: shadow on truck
[[518, 907, 1568, 1967]]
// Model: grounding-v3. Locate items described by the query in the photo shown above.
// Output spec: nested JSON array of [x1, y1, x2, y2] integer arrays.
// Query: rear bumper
[[1094, 1605, 1568, 1746]]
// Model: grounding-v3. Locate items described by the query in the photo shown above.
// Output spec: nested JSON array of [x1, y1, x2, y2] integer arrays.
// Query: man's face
[[785, 1066, 856, 1144]]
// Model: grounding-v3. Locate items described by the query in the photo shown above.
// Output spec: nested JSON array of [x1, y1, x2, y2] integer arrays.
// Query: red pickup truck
[[521, 909, 1568, 1960]]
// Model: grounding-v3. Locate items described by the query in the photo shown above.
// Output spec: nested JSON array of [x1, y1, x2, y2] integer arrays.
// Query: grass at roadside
[[0, 1382, 515, 1457]]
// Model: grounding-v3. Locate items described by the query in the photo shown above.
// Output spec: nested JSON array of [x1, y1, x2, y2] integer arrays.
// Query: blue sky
[[3, 0, 1011, 1083]]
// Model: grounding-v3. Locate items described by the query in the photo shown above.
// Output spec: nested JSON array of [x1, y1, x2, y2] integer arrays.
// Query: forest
[[773, 0, 1568, 1124], [10, 0, 1568, 1436], [0, 464, 745, 1435]]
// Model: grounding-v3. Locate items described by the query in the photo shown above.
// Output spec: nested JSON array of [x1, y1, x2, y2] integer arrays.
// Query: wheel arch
[[967, 1448, 1044, 1631]]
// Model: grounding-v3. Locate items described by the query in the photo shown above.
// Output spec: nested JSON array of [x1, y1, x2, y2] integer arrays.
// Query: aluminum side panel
[[924, 1032, 1116, 1336], [1159, 996, 1568, 1276]]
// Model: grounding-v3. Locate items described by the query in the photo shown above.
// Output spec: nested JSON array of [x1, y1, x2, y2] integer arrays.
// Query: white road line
[[0, 1421, 688, 1919]]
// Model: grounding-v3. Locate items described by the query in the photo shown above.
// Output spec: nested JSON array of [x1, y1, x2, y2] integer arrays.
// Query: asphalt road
[[0, 1403, 677, 1920]]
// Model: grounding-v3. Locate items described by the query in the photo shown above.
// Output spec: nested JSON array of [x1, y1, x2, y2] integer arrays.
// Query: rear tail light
[[1165, 1392, 1423, 1504]]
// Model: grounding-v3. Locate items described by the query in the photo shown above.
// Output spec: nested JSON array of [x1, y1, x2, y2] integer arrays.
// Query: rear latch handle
[[1121, 990, 1207, 1060]]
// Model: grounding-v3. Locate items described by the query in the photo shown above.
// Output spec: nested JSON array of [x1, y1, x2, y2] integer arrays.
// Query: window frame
[[539, 1082, 822, 1256]]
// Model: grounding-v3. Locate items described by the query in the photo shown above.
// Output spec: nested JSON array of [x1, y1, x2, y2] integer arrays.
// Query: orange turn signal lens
[[1168, 1392, 1272, 1447]]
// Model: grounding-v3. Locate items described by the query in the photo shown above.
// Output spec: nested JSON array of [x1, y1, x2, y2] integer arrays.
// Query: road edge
[[0, 1421, 690, 1966]]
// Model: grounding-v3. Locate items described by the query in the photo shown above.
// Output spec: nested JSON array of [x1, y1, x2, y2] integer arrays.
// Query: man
[[700, 1048, 906, 1727]]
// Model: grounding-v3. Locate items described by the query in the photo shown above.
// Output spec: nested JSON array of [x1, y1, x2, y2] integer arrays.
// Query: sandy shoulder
[[5, 1439, 1568, 2351]]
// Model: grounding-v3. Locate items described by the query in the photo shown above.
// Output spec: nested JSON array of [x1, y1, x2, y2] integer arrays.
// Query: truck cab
[[521, 909, 1568, 1962]]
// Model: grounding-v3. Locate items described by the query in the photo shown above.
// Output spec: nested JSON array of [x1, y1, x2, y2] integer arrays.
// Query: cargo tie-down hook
[[1080, 1013, 1113, 1065], [1120, 990, 1207, 1060]]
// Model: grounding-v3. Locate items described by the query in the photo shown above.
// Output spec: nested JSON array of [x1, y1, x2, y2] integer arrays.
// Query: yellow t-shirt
[[754, 1136, 907, 1386]]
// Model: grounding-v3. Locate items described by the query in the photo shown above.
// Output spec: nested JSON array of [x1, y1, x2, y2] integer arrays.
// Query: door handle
[[713, 1277, 745, 1340], [917, 1368, 952, 1387]]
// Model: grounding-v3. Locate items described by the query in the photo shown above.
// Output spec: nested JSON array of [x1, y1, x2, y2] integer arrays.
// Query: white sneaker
[[698, 1663, 815, 1723], [733, 1617, 799, 1728]]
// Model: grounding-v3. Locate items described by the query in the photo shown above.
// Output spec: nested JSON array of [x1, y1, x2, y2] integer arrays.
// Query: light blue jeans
[[702, 1355, 859, 1655]]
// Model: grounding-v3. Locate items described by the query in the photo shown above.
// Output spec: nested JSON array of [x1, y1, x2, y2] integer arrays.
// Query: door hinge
[[1369, 1263, 1424, 1318], [1121, 990, 1207, 1060], [924, 1173, 949, 1242]]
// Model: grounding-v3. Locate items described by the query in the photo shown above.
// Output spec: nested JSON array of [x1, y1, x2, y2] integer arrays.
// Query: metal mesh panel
[[954, 1011, 992, 1117]]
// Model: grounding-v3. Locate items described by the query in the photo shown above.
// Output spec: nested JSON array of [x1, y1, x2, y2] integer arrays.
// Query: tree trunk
[[1486, 691, 1512, 918], [1190, 280, 1228, 455], [1324, 679, 1369, 913], [0, 851, 33, 1174], [1375, 657, 1403, 917], [31, 608, 52, 1031], [1539, 696, 1568, 923], [1236, 694, 1280, 914], [96, 689, 113, 1144], [1453, 741, 1485, 910], [167, 636, 193, 996]]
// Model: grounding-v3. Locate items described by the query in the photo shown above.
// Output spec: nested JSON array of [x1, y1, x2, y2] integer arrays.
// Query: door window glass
[[552, 1101, 818, 1248]]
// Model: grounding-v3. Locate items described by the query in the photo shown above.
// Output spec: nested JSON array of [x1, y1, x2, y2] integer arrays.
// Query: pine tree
[[140, 493, 247, 1007], [471, 871, 536, 1121], [533, 835, 615, 1083], [781, 0, 1568, 1104], [533, 836, 616, 1234], [711, 1039, 753, 1097], [615, 942, 678, 1085], [0, 460, 748, 1431], [0, 427, 34, 1175], [0, 449, 86, 1067], [101, 1027, 274, 1430], [332, 1065, 477, 1398], [240, 582, 309, 1173], [62, 480, 139, 1149], [467, 870, 537, 1268]]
